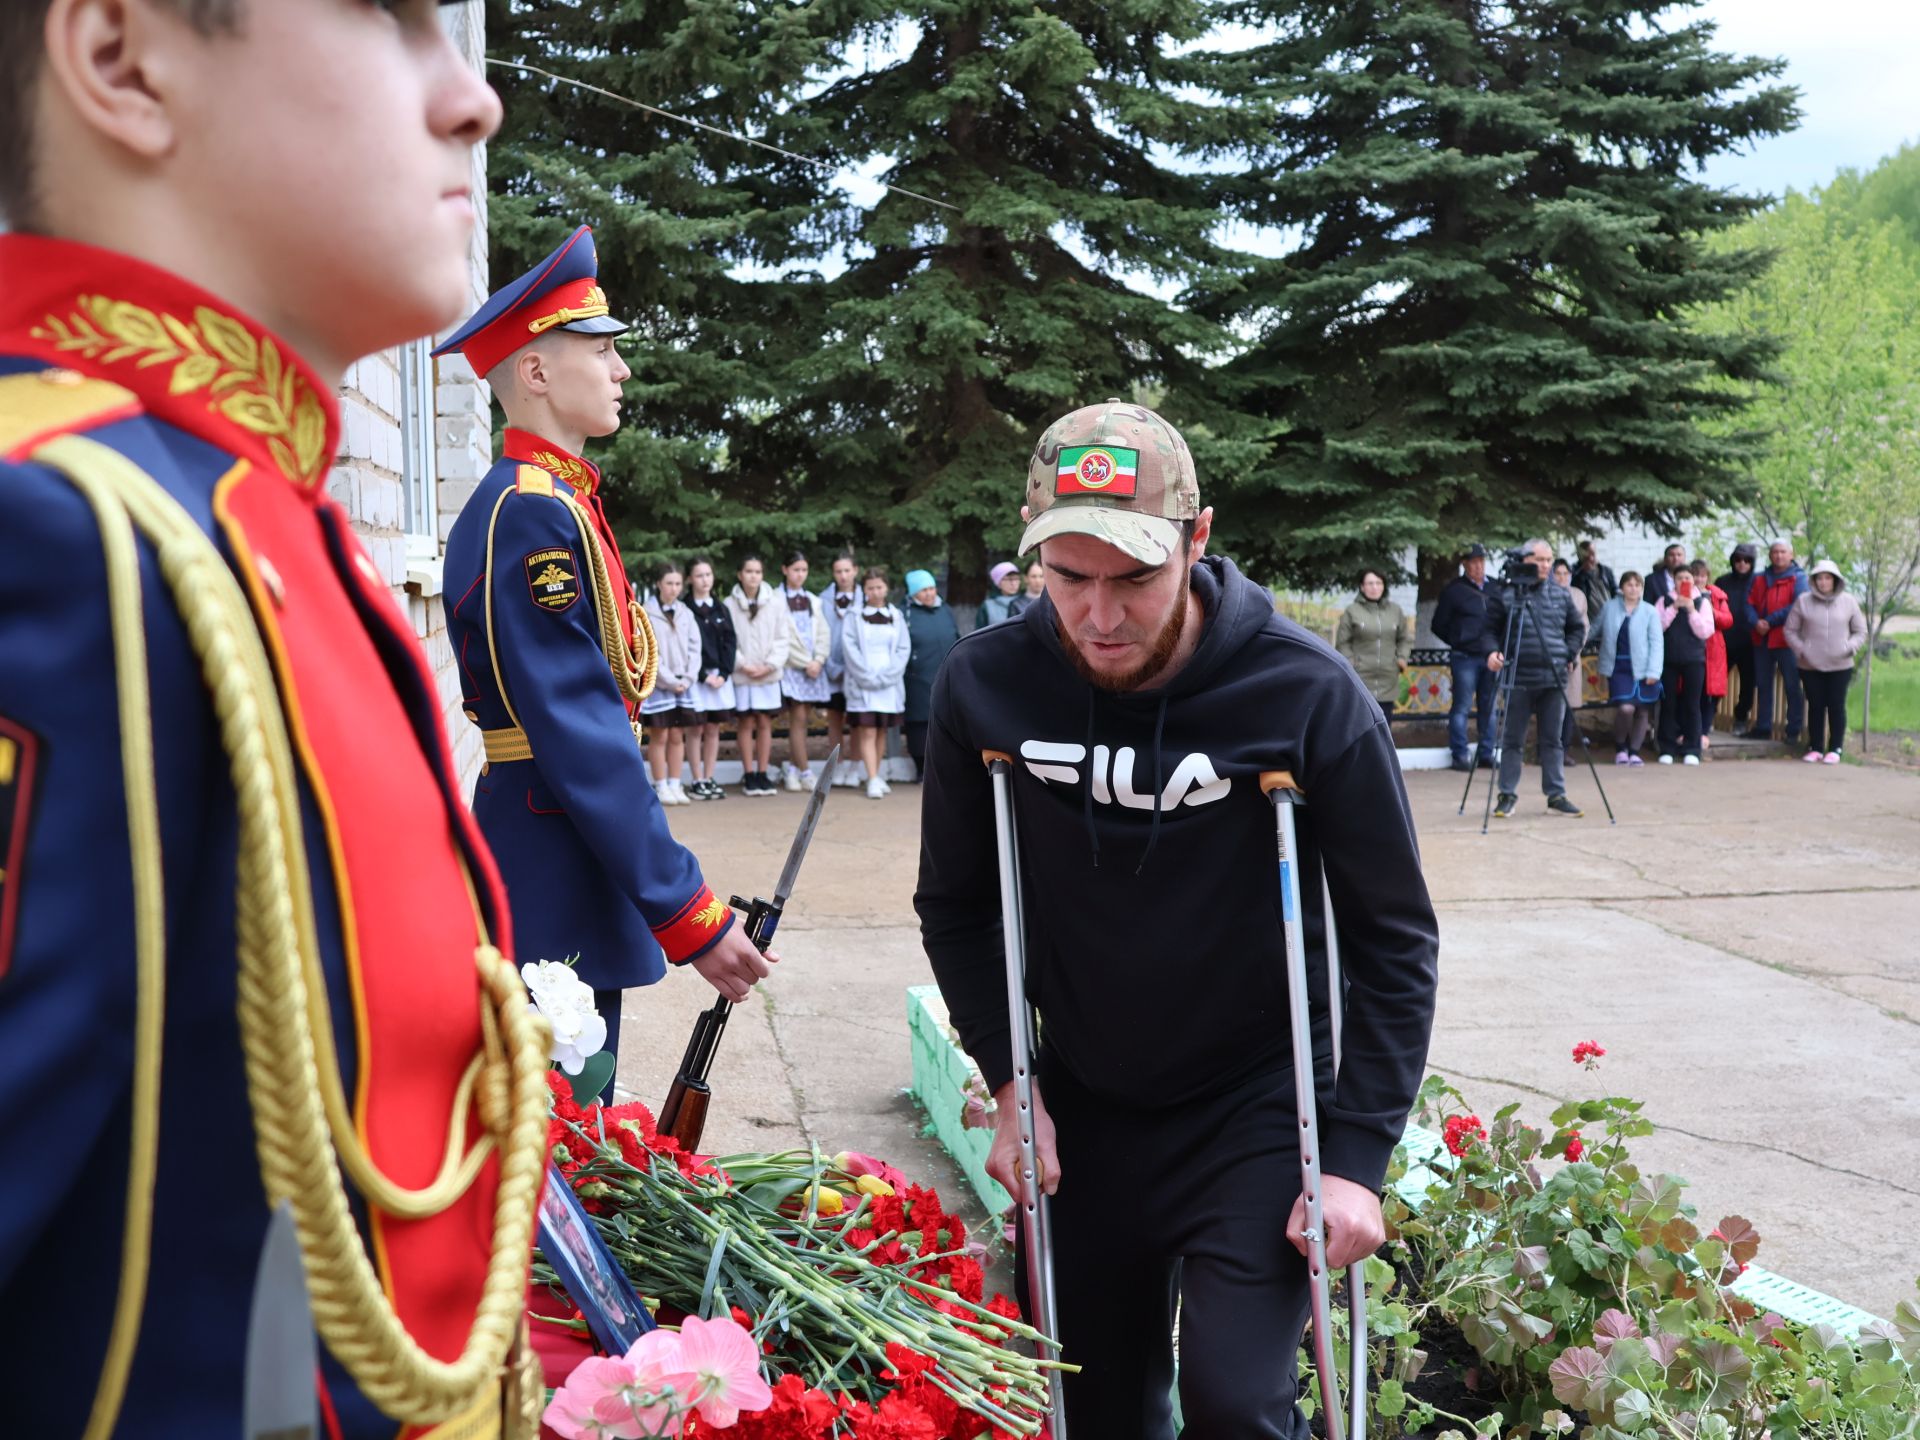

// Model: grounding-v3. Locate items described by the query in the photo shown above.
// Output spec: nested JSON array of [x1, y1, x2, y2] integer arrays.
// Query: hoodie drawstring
[[1136, 694, 1169, 877], [1082, 692, 1101, 871]]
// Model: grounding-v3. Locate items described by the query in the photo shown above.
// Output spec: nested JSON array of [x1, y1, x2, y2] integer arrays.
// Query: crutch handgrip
[[982, 749, 1014, 768], [1258, 769, 1301, 796]]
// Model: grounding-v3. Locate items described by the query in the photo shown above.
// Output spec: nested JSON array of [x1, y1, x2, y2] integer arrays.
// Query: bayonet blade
[[772, 742, 840, 906], [245, 1201, 319, 1440]]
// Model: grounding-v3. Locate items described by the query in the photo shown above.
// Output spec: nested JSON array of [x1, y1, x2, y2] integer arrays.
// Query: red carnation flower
[[1563, 1131, 1585, 1163]]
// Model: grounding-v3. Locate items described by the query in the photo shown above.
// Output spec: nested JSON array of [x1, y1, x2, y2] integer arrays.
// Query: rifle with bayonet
[[658, 743, 839, 1152]]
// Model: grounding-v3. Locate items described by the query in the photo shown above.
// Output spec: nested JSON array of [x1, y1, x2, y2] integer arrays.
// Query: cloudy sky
[[1692, 0, 1920, 197]]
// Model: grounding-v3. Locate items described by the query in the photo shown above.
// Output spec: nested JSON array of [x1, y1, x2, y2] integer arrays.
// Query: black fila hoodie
[[914, 555, 1439, 1192]]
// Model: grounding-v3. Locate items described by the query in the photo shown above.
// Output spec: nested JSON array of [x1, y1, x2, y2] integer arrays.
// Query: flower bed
[[1333, 1044, 1920, 1437], [908, 995, 1920, 1437]]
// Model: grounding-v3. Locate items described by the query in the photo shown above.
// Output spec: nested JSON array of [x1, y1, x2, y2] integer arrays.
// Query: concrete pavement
[[610, 756, 1920, 1320]]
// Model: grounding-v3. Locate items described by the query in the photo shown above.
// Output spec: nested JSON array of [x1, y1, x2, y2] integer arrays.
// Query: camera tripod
[[1456, 579, 1615, 834]]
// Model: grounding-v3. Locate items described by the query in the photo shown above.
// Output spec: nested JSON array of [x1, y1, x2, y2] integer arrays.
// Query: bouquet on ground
[[536, 1073, 1068, 1439]]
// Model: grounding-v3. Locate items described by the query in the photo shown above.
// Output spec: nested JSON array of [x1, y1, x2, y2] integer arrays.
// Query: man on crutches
[[915, 401, 1440, 1440]]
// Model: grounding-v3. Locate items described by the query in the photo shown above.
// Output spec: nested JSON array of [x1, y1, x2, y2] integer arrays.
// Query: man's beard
[[1055, 596, 1188, 692]]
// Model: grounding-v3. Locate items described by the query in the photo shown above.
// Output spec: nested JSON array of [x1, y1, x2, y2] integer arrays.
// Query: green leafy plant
[[1353, 1048, 1920, 1438]]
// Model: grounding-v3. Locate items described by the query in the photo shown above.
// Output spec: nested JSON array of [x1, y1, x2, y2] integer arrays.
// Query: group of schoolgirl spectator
[[637, 553, 1046, 802]]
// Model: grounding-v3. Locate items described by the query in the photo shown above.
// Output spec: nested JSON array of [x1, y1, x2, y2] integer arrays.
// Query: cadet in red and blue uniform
[[435, 227, 772, 1076], [0, 6, 552, 1439]]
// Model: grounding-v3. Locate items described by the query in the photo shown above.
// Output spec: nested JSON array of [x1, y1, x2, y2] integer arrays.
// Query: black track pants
[[1015, 1062, 1315, 1440]]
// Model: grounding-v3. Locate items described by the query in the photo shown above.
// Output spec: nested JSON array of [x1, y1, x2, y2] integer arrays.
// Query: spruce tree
[[1192, 0, 1799, 590], [737, 0, 1246, 606], [485, 0, 834, 574]]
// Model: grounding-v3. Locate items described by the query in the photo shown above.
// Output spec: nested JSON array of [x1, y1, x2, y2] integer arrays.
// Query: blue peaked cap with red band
[[431, 224, 628, 378]]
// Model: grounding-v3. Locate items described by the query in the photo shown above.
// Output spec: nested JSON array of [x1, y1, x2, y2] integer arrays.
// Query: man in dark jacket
[[1484, 539, 1589, 819], [1573, 540, 1617, 617], [1715, 544, 1760, 726], [1644, 541, 1688, 606], [915, 401, 1439, 1439], [1431, 544, 1500, 772], [903, 568, 960, 776], [1745, 539, 1809, 741]]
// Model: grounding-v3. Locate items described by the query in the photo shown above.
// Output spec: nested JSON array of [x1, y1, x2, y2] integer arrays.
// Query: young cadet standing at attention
[[436, 227, 774, 1086], [0, 2, 556, 1435]]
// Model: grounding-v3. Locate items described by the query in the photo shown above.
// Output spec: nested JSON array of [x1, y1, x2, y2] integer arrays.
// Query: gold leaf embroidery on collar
[[530, 449, 591, 490], [31, 295, 329, 486]]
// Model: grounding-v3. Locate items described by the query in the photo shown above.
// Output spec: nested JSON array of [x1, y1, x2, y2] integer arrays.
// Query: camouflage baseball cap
[[1019, 400, 1200, 566]]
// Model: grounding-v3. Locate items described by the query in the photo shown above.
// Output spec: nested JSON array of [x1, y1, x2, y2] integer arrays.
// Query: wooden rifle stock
[[655, 894, 778, 1152], [661, 1079, 711, 1152]]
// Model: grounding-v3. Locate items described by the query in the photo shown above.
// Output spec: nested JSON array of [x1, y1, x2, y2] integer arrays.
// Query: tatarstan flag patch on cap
[[1055, 445, 1139, 498]]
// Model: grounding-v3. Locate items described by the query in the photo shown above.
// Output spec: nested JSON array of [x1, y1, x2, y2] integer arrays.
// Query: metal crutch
[[983, 751, 1068, 1440], [1262, 771, 1366, 1440]]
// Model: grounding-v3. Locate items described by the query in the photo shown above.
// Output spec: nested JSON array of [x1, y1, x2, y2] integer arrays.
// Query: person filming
[[1485, 540, 1589, 819]]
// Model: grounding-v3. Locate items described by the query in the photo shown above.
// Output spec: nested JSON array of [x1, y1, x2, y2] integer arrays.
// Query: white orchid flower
[[522, 960, 608, 1076]]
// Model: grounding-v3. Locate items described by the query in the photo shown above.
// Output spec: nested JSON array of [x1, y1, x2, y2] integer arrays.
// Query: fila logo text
[[1019, 740, 1231, 810]]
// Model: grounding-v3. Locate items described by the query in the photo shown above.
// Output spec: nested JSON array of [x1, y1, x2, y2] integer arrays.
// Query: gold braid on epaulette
[[36, 435, 551, 1436], [556, 489, 656, 708], [482, 482, 657, 721]]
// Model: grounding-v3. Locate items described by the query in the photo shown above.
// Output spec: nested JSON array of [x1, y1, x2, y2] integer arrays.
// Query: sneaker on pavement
[[865, 776, 886, 800], [1823, 751, 1842, 764], [1493, 793, 1517, 819], [798, 769, 818, 791], [1802, 750, 1824, 763], [1627, 753, 1645, 767], [654, 780, 675, 806], [1547, 795, 1584, 817], [1740, 727, 1770, 740], [782, 764, 804, 793], [1450, 757, 1473, 773], [1682, 755, 1700, 767], [1658, 754, 1674, 765], [1613, 752, 1630, 765]]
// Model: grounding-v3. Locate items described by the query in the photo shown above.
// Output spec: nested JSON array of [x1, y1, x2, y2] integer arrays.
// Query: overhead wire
[[485, 58, 962, 214]]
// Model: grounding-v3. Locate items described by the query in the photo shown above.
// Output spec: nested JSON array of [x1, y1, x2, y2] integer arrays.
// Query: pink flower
[[667, 1315, 774, 1428], [544, 1354, 672, 1439], [1571, 1040, 1606, 1068]]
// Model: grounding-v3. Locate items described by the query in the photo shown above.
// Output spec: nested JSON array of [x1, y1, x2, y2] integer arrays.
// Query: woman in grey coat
[[1785, 559, 1866, 762], [1334, 569, 1411, 711]]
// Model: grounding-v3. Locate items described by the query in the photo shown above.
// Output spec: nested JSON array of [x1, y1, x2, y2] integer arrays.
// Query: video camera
[[1498, 545, 1542, 587]]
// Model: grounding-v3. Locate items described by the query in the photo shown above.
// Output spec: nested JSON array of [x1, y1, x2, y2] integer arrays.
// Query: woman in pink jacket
[[1655, 568, 1717, 764]]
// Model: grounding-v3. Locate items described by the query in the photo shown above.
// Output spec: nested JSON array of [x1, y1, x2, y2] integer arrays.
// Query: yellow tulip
[[804, 1185, 847, 1216], [854, 1174, 895, 1198]]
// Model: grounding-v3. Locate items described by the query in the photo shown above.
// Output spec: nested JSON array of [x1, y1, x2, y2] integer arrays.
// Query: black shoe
[[1739, 727, 1769, 740], [1450, 757, 1473, 773], [1493, 793, 1518, 819], [1547, 795, 1584, 817]]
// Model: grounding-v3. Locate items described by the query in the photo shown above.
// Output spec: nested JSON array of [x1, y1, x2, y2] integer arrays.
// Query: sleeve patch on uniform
[[0, 717, 44, 979], [524, 547, 581, 613]]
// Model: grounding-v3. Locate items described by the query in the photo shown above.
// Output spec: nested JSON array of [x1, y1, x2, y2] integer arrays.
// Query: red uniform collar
[[0, 233, 340, 498], [502, 427, 600, 497]]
